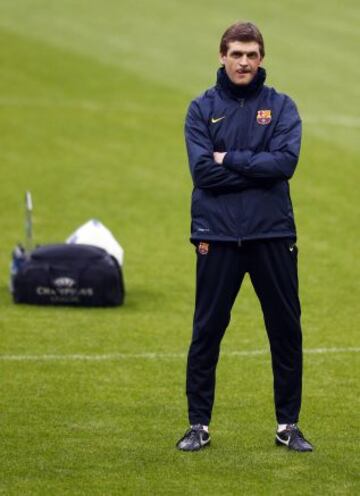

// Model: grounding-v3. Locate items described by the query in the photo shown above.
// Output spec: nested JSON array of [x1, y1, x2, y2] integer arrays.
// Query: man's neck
[[216, 66, 266, 99]]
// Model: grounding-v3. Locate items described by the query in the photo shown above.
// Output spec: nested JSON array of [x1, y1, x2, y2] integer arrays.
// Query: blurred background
[[0, 1, 359, 494]]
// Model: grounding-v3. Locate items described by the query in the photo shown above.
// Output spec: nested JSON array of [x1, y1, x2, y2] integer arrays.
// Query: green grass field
[[0, 1, 359, 494]]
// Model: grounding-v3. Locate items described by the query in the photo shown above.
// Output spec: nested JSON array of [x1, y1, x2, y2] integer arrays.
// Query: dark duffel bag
[[12, 244, 125, 306]]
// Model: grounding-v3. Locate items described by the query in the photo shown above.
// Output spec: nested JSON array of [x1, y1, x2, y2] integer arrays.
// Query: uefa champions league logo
[[36, 277, 94, 300], [53, 277, 76, 288]]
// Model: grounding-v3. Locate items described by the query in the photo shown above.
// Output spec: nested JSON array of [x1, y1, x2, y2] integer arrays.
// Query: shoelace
[[286, 426, 305, 441], [183, 427, 204, 440]]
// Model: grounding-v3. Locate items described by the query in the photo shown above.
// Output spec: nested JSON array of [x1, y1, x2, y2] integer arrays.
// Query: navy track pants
[[186, 239, 302, 425]]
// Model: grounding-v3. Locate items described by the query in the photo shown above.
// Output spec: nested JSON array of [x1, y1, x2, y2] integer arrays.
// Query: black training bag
[[12, 244, 125, 306]]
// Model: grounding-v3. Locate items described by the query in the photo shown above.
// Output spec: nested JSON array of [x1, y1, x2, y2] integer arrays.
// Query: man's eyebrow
[[230, 50, 259, 56]]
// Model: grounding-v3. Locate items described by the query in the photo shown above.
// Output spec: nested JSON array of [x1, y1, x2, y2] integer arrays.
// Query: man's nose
[[239, 55, 249, 66]]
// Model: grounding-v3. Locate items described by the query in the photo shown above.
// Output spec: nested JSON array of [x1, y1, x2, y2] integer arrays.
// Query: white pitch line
[[0, 347, 359, 362], [0, 98, 140, 112], [0, 98, 359, 128], [303, 115, 360, 128]]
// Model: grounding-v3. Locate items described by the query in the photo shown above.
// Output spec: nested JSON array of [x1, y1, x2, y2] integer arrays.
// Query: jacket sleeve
[[223, 97, 301, 179], [185, 100, 271, 192]]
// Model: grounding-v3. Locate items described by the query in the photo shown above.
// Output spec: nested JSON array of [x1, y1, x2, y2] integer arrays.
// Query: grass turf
[[0, 1, 359, 494]]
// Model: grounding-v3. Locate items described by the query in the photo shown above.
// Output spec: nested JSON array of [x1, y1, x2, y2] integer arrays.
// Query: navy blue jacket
[[185, 67, 302, 244]]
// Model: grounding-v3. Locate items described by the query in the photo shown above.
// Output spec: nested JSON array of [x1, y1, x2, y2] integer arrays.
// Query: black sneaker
[[176, 424, 211, 451], [275, 424, 314, 452]]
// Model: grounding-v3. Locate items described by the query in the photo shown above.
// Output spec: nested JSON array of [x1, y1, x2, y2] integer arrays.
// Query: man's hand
[[213, 152, 226, 164]]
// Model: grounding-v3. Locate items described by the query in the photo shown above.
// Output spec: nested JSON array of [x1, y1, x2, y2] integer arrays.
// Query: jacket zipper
[[237, 97, 245, 245]]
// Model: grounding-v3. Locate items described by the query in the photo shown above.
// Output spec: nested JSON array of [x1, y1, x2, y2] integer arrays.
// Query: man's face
[[220, 41, 263, 86]]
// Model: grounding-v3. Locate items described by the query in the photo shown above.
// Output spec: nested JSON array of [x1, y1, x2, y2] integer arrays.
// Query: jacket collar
[[216, 66, 266, 100]]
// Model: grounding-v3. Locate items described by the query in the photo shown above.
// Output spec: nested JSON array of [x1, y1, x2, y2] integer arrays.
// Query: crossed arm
[[185, 97, 301, 192]]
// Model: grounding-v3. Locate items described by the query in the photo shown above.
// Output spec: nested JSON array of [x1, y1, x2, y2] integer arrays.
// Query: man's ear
[[219, 53, 226, 65]]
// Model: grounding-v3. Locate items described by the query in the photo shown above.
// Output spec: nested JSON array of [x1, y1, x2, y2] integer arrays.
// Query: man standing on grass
[[176, 22, 313, 452]]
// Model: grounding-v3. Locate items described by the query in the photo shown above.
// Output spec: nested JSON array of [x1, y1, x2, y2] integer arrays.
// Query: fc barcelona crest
[[198, 242, 209, 255], [256, 109, 272, 125]]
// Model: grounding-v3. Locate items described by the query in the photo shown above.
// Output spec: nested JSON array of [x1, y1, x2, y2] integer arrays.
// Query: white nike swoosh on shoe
[[200, 434, 210, 446], [276, 433, 290, 446]]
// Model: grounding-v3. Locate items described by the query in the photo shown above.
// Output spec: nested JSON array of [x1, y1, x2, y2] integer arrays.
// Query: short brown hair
[[219, 22, 265, 58]]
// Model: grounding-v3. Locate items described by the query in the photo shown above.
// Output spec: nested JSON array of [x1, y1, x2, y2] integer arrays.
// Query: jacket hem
[[190, 231, 297, 244]]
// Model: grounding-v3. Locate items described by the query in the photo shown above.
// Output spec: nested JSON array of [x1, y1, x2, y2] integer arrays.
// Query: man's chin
[[232, 74, 254, 86]]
